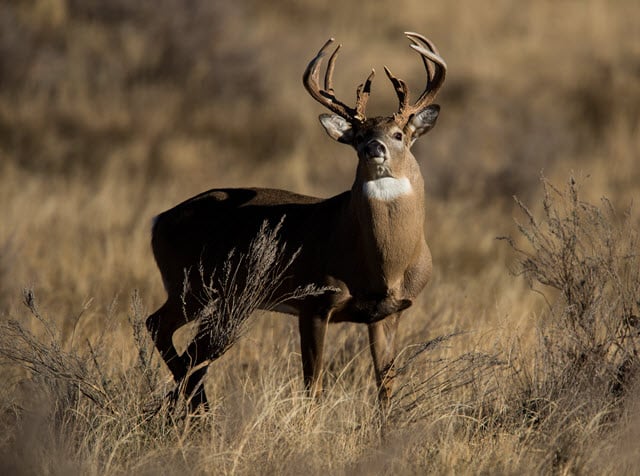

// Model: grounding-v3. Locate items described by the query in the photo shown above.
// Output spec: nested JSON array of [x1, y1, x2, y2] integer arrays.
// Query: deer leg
[[179, 327, 214, 412], [148, 299, 210, 412], [184, 366, 209, 412], [172, 365, 209, 413], [367, 313, 400, 409], [298, 314, 329, 399], [146, 300, 190, 382]]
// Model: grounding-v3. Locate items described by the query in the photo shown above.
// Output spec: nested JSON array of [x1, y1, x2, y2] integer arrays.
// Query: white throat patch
[[363, 177, 413, 201]]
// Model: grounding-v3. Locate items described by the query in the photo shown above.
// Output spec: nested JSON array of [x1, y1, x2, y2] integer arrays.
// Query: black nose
[[364, 140, 387, 158]]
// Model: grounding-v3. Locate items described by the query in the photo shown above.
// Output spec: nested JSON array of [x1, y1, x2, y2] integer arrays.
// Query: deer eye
[[393, 132, 403, 141]]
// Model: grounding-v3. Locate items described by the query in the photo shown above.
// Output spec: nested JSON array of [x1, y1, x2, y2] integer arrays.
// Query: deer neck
[[349, 171, 426, 288]]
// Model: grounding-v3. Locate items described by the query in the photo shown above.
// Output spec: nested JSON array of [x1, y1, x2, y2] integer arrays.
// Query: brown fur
[[146, 35, 444, 411]]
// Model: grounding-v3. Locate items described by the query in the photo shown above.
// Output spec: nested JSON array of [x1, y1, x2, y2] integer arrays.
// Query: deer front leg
[[367, 313, 400, 409], [298, 314, 329, 399]]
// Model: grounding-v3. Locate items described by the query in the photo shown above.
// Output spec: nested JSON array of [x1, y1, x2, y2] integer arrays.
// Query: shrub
[[501, 177, 640, 432], [185, 218, 333, 361]]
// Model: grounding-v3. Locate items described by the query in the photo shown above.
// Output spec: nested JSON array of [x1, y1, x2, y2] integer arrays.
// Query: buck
[[147, 32, 446, 411]]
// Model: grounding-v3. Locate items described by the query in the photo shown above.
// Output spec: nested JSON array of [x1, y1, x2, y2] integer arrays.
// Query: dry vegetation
[[1, 0, 639, 473]]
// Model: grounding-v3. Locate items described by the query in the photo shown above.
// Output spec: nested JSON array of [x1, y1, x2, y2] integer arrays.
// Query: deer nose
[[364, 140, 387, 160]]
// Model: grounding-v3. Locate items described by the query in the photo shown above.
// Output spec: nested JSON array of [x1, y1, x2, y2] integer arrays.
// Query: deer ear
[[406, 105, 440, 144], [319, 114, 354, 144]]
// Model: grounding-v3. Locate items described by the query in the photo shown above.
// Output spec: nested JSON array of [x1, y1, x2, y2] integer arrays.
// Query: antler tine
[[405, 33, 436, 88], [406, 32, 446, 102], [405, 32, 441, 57], [409, 43, 446, 101], [392, 32, 447, 125], [303, 38, 360, 122], [384, 66, 410, 117], [355, 69, 375, 121], [324, 43, 341, 93]]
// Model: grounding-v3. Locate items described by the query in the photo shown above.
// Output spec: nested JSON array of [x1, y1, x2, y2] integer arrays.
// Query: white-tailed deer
[[147, 32, 446, 411]]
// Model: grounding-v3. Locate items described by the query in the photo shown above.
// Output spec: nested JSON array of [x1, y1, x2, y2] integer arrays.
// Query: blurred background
[[3, 0, 638, 189], [0, 0, 638, 324]]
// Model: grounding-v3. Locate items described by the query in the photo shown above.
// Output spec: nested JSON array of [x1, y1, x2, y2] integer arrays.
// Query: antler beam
[[303, 38, 374, 123], [386, 32, 447, 126], [303, 33, 446, 126]]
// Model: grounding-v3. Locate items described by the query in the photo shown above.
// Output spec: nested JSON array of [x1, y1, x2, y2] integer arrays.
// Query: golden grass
[[1, 0, 639, 473]]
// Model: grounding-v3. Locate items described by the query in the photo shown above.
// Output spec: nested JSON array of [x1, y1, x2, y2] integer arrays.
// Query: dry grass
[[1, 0, 639, 473], [186, 218, 332, 363]]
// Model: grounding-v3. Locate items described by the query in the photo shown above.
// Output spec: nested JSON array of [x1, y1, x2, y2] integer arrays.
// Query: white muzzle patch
[[363, 177, 413, 201]]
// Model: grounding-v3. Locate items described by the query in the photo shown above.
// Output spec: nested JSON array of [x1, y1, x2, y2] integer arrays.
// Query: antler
[[385, 32, 447, 126], [303, 38, 375, 123]]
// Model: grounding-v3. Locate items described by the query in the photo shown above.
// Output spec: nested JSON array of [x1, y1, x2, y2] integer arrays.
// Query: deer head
[[303, 32, 447, 184]]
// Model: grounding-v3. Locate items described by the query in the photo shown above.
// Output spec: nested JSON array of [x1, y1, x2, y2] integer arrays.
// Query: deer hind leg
[[298, 314, 329, 399], [367, 313, 400, 409], [146, 299, 190, 382], [147, 298, 211, 412], [178, 323, 217, 412]]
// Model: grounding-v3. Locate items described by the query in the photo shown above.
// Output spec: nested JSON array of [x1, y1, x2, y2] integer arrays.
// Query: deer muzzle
[[363, 139, 388, 163]]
